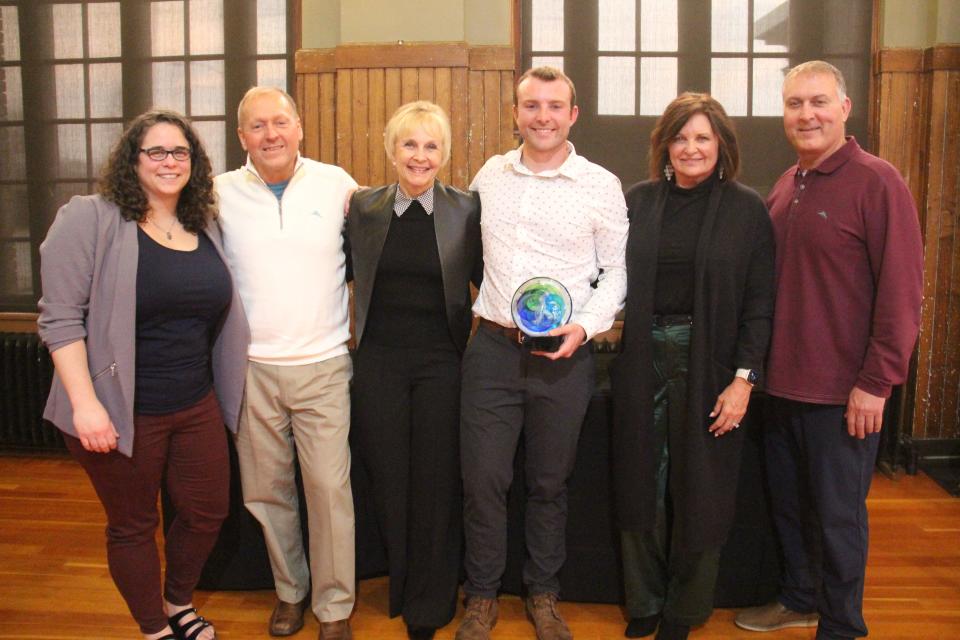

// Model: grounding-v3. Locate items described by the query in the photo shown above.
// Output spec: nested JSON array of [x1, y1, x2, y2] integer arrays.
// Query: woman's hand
[[49, 341, 119, 454], [73, 398, 119, 453], [708, 377, 752, 437]]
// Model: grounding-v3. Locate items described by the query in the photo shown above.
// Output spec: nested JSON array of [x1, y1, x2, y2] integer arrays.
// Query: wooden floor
[[1, 455, 958, 639]]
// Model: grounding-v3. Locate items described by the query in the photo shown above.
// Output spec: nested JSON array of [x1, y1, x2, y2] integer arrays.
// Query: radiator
[[0, 332, 64, 451]]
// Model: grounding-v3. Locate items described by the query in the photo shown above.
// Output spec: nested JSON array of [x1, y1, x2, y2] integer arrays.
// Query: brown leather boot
[[269, 597, 309, 637], [455, 597, 499, 640], [525, 592, 572, 640], [319, 618, 352, 640]]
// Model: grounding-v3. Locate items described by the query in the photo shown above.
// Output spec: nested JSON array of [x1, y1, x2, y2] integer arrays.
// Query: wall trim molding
[[296, 43, 515, 73], [875, 48, 923, 73], [925, 44, 960, 71], [0, 313, 38, 333]]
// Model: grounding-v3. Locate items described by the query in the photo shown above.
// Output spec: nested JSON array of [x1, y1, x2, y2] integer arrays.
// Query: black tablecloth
[[171, 393, 780, 608]]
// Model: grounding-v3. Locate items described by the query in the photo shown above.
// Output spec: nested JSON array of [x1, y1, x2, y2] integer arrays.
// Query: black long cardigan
[[610, 177, 775, 553]]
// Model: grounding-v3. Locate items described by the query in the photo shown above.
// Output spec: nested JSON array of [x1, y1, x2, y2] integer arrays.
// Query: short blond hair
[[237, 86, 300, 127], [784, 60, 847, 101], [383, 101, 452, 165]]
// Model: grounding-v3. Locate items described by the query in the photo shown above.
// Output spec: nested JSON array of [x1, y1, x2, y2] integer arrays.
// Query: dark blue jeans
[[765, 396, 880, 639]]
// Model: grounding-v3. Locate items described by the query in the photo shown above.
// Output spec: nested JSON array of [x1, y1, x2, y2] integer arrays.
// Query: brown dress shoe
[[269, 597, 309, 637], [455, 597, 498, 640], [525, 592, 572, 640], [319, 619, 352, 640]]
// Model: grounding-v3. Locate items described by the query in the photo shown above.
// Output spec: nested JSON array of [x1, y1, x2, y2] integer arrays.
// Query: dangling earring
[[718, 166, 724, 181], [664, 164, 674, 181]]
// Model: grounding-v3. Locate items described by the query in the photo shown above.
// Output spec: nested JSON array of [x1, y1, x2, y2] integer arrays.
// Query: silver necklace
[[146, 215, 178, 240]]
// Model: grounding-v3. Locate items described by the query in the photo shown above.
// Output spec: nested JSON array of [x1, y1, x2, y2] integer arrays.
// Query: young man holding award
[[456, 66, 629, 640]]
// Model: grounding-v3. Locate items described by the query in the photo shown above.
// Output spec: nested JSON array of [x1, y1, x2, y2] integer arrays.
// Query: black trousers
[[352, 341, 463, 628], [765, 396, 880, 639], [460, 325, 594, 598]]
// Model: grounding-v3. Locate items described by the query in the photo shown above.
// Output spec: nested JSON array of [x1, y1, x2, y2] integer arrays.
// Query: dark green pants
[[620, 324, 721, 626]]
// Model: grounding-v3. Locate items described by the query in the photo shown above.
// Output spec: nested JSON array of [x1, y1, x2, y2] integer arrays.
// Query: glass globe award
[[510, 277, 573, 352]]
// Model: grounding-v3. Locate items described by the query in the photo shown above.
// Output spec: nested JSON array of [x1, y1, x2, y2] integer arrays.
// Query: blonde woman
[[347, 101, 482, 640]]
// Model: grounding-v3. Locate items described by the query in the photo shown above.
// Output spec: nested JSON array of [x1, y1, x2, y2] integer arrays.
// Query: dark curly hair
[[99, 110, 216, 233]]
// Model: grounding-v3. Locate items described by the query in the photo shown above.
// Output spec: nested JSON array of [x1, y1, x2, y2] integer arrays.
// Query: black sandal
[[168, 608, 216, 640]]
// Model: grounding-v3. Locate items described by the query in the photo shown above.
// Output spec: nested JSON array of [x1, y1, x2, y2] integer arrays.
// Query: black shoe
[[406, 623, 436, 640], [168, 607, 216, 640], [625, 614, 661, 637], [655, 619, 689, 640]]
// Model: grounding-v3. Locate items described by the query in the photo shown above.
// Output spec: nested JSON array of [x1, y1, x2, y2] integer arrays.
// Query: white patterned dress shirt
[[469, 142, 628, 340]]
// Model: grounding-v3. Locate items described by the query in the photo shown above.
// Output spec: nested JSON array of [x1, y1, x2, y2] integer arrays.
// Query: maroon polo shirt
[[765, 137, 922, 404]]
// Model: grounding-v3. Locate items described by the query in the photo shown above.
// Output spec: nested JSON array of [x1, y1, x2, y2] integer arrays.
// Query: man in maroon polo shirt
[[734, 61, 923, 639]]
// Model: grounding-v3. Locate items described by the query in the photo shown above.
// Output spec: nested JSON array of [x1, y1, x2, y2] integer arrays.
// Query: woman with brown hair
[[38, 110, 249, 640], [610, 93, 775, 639]]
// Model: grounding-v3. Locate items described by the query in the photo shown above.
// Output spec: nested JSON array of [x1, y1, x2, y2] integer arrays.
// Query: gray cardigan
[[37, 194, 250, 457]]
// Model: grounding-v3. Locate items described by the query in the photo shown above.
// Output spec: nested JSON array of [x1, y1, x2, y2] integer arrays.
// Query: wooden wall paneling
[[468, 70, 485, 181], [500, 71, 516, 154], [944, 69, 960, 439], [450, 68, 469, 190], [896, 45, 960, 443], [333, 43, 469, 70], [483, 71, 501, 165], [874, 49, 931, 441], [320, 73, 336, 164], [351, 69, 370, 187], [384, 68, 403, 119], [418, 67, 435, 102], [294, 43, 515, 191], [368, 68, 386, 187], [302, 73, 321, 160], [401, 68, 419, 105], [923, 55, 960, 439], [336, 70, 353, 174], [874, 50, 926, 207], [296, 74, 306, 147], [913, 147, 937, 441], [434, 67, 453, 185], [384, 68, 402, 186]]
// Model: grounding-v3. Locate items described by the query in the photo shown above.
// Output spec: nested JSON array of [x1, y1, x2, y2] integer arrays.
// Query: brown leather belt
[[478, 317, 523, 344]]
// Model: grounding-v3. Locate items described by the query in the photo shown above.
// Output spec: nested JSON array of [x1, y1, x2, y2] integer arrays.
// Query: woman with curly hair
[[37, 110, 249, 640]]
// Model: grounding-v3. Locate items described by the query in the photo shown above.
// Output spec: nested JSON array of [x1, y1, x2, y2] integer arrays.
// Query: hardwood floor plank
[[1, 455, 958, 639]]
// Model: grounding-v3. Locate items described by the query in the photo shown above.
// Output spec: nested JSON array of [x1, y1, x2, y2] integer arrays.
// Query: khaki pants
[[235, 355, 355, 622]]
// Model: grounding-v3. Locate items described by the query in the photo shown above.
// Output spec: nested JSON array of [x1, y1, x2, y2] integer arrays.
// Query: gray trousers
[[460, 325, 594, 598]]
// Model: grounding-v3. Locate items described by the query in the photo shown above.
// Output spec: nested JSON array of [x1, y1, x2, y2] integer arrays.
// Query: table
[[171, 391, 781, 608]]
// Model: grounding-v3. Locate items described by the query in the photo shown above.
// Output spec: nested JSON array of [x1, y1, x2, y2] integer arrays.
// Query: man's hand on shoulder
[[344, 186, 359, 216], [533, 323, 587, 360], [845, 386, 886, 439]]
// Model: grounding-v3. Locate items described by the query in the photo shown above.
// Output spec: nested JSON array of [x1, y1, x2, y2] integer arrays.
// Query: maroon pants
[[65, 390, 229, 633]]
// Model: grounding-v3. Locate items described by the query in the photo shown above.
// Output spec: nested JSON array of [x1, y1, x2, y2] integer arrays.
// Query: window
[[522, 0, 873, 192], [0, 0, 295, 311]]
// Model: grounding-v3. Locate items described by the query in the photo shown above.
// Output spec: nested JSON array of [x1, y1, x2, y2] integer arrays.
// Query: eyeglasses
[[140, 146, 191, 162]]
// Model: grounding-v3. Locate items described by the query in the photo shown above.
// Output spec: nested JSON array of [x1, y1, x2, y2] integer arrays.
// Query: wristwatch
[[735, 368, 758, 386]]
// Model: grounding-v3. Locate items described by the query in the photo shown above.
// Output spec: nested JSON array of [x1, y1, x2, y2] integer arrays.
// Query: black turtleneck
[[653, 172, 716, 315], [363, 199, 453, 348]]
